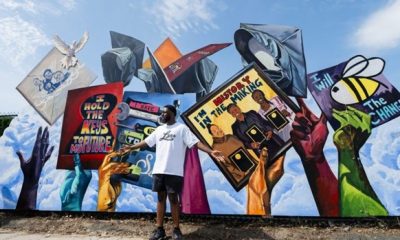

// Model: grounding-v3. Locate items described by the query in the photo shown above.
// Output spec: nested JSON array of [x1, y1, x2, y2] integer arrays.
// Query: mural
[[1, 21, 400, 218], [57, 82, 123, 169]]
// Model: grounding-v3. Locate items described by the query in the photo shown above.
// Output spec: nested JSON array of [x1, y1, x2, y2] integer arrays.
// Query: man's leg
[[156, 191, 167, 228], [168, 193, 180, 229]]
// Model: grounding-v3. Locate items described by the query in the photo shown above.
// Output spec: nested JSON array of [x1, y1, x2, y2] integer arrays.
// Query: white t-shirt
[[145, 122, 199, 177]]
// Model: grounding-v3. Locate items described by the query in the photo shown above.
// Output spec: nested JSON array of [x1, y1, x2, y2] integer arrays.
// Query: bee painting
[[330, 55, 387, 105]]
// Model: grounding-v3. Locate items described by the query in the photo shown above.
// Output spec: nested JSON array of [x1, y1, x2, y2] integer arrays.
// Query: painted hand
[[16, 127, 54, 210], [290, 99, 339, 217], [281, 109, 291, 117], [290, 98, 328, 162], [333, 106, 387, 216], [333, 106, 371, 152], [264, 131, 273, 140], [247, 147, 285, 216], [16, 127, 54, 185], [60, 154, 92, 211], [97, 150, 130, 212], [250, 142, 261, 149]]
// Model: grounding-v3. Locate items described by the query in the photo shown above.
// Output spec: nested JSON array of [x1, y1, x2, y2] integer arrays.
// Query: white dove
[[53, 31, 89, 69]]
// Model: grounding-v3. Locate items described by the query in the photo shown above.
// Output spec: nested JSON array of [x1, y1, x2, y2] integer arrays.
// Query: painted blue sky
[[1, 0, 400, 113]]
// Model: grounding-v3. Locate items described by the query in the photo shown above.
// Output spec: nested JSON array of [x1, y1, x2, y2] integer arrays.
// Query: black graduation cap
[[101, 31, 145, 86], [234, 23, 307, 97], [139, 47, 176, 94], [171, 58, 218, 100], [139, 43, 230, 100]]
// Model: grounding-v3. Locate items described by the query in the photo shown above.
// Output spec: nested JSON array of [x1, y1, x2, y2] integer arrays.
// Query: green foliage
[[0, 115, 16, 137]]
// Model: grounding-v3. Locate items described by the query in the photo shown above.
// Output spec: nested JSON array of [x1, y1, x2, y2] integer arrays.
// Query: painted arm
[[290, 99, 339, 217], [16, 127, 54, 210], [97, 149, 130, 212], [60, 154, 92, 211], [247, 148, 286, 216], [332, 107, 388, 216]]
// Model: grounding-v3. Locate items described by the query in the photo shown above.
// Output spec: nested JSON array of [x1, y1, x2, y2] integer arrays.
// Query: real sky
[[1, 0, 399, 113]]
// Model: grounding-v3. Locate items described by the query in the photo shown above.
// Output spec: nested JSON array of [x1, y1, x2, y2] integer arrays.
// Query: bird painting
[[53, 32, 89, 69]]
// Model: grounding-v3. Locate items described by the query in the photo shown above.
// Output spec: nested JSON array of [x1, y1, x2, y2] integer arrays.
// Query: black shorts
[[152, 174, 183, 194]]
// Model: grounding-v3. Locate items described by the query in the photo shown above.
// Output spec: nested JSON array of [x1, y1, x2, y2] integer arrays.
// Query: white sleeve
[[144, 129, 157, 148], [182, 125, 199, 148]]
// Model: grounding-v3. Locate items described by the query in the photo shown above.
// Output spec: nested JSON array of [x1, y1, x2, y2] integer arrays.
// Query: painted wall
[[0, 13, 400, 217]]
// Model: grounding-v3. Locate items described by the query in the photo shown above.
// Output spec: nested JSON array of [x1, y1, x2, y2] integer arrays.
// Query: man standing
[[121, 105, 224, 240]]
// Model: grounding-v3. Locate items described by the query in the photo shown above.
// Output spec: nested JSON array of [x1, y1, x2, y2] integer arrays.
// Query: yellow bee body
[[330, 55, 385, 105]]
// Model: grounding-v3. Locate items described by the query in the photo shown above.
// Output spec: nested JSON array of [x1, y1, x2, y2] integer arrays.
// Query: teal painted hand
[[332, 107, 388, 217], [332, 106, 371, 152], [60, 154, 92, 211]]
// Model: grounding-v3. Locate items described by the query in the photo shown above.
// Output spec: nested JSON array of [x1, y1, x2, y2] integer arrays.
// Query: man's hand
[[97, 150, 130, 212], [250, 142, 261, 149], [332, 106, 371, 152], [210, 149, 226, 163], [264, 131, 273, 140], [290, 98, 328, 162], [281, 109, 291, 117], [16, 127, 54, 210]]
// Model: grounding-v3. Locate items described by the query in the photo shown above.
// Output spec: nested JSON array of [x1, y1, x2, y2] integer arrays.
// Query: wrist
[[301, 153, 326, 164], [21, 178, 39, 190], [17, 182, 39, 210]]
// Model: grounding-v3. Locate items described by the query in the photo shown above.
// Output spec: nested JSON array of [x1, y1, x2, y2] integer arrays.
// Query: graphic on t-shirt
[[159, 130, 176, 141]]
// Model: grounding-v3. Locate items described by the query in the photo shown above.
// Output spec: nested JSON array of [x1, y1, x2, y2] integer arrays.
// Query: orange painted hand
[[247, 148, 285, 216], [97, 150, 130, 212]]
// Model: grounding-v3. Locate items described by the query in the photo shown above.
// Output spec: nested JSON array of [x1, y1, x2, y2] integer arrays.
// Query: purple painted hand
[[16, 127, 54, 210]]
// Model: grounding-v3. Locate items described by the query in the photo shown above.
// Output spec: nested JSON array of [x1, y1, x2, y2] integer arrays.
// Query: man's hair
[[206, 124, 217, 135], [251, 89, 272, 104], [251, 89, 265, 98], [164, 105, 177, 116], [226, 103, 238, 113]]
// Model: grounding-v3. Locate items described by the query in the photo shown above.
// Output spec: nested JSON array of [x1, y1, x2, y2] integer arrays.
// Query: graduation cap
[[171, 57, 218, 99], [101, 31, 145, 86], [142, 38, 182, 69], [234, 23, 307, 97], [139, 41, 231, 100], [138, 47, 176, 94]]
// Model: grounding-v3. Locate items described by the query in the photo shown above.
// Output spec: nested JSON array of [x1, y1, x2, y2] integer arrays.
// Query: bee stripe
[[354, 77, 369, 98], [349, 77, 368, 100], [342, 77, 363, 102]]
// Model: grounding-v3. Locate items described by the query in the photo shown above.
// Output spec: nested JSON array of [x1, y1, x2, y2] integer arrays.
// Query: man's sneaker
[[172, 228, 183, 240], [149, 227, 166, 240]]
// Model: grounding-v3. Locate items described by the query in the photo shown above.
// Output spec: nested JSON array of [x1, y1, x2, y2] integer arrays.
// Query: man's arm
[[196, 142, 226, 163], [119, 140, 149, 155]]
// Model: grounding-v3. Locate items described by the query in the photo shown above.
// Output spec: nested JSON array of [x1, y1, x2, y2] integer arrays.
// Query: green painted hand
[[333, 106, 371, 152], [332, 107, 388, 217]]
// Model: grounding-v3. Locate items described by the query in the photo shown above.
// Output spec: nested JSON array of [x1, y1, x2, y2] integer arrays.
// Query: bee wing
[[74, 31, 89, 53], [354, 57, 385, 78], [342, 55, 368, 78], [53, 35, 69, 54]]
